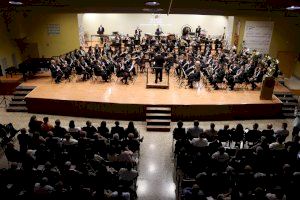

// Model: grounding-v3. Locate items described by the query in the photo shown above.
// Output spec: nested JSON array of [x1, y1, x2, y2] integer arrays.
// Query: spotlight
[[9, 1, 23, 5], [145, 1, 160, 6], [286, 6, 300, 10]]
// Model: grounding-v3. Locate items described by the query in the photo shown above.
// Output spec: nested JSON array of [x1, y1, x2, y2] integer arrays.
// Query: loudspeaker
[[260, 76, 275, 100]]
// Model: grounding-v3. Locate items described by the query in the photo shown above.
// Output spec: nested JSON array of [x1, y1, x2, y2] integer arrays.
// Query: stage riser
[[26, 98, 282, 121]]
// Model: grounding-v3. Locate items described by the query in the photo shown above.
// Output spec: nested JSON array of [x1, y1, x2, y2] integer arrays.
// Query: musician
[[155, 26, 162, 39], [249, 66, 264, 90], [154, 51, 165, 83], [135, 26, 142, 37], [187, 61, 201, 88], [195, 26, 201, 37], [49, 60, 63, 84]]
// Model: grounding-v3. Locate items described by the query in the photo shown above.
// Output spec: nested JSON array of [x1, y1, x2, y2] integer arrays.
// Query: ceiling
[[0, 0, 300, 17]]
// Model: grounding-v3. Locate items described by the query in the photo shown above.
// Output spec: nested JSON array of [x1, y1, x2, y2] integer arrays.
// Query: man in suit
[[249, 66, 264, 90], [195, 26, 201, 37], [97, 25, 105, 43], [154, 51, 165, 83]]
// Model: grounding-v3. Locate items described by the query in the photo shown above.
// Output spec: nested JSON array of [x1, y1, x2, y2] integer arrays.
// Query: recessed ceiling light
[[145, 1, 160, 6], [9, 1, 23, 5], [286, 6, 300, 10]]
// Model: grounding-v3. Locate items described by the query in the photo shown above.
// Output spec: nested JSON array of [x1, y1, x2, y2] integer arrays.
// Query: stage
[[21, 71, 284, 121]]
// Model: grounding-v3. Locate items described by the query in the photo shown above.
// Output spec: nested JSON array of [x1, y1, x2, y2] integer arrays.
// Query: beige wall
[[20, 13, 80, 58], [0, 16, 22, 70]]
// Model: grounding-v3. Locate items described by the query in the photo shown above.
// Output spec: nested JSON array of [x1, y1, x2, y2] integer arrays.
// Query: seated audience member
[[82, 120, 97, 138], [211, 146, 229, 163], [292, 115, 300, 137], [118, 146, 136, 165], [110, 133, 122, 154], [261, 124, 275, 143], [187, 120, 204, 139], [62, 133, 78, 146], [5, 142, 22, 163], [266, 186, 286, 200], [217, 125, 231, 143], [190, 133, 209, 148], [33, 177, 55, 198], [245, 123, 261, 144], [118, 163, 138, 184], [231, 123, 244, 144], [53, 119, 67, 138], [111, 121, 125, 140], [97, 121, 110, 138], [204, 123, 218, 141], [68, 120, 81, 139], [28, 115, 43, 133], [269, 135, 285, 150], [110, 185, 130, 200], [173, 120, 186, 140], [125, 121, 140, 140], [124, 133, 140, 152], [40, 117, 53, 135], [182, 184, 206, 200], [17, 128, 30, 154], [275, 123, 289, 140], [209, 137, 222, 154]]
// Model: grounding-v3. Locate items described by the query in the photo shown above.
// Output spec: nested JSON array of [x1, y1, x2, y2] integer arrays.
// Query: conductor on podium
[[97, 25, 105, 43], [154, 51, 165, 83]]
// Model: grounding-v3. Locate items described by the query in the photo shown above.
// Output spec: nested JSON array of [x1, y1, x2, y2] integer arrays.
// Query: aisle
[[137, 131, 176, 200]]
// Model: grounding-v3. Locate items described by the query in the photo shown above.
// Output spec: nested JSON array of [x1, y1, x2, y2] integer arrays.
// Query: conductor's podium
[[260, 76, 276, 100], [146, 68, 170, 89]]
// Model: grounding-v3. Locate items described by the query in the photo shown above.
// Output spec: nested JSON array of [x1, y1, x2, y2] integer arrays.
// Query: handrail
[[146, 67, 149, 85]]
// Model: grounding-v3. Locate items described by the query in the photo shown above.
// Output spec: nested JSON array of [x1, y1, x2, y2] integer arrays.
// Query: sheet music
[[243, 21, 274, 54]]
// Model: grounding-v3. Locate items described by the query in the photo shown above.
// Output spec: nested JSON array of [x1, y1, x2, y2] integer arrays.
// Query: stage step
[[13, 91, 29, 96], [146, 125, 171, 132], [9, 101, 26, 106], [6, 106, 28, 112], [145, 106, 171, 132], [15, 86, 36, 91], [146, 107, 171, 113], [282, 113, 296, 118], [11, 96, 25, 101], [280, 97, 298, 103], [274, 92, 293, 97], [146, 119, 171, 126], [7, 84, 35, 112], [146, 113, 172, 119]]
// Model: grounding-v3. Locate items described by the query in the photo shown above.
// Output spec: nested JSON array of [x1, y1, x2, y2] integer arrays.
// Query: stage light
[[145, 1, 160, 6], [9, 1, 23, 5], [286, 6, 300, 10], [142, 8, 163, 12]]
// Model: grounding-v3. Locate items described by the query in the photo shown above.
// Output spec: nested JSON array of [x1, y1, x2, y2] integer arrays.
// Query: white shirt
[[191, 138, 208, 147]]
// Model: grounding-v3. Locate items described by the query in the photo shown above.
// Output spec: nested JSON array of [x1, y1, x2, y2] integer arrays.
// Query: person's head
[[277, 135, 285, 144], [69, 120, 75, 128], [43, 117, 49, 123], [177, 120, 183, 128], [128, 121, 134, 129], [30, 115, 37, 122], [65, 133, 71, 141], [113, 133, 119, 140], [254, 187, 266, 199], [194, 120, 199, 127], [282, 122, 288, 130], [55, 119, 61, 126], [210, 123, 215, 130], [218, 146, 225, 154], [40, 177, 49, 186], [20, 128, 27, 134], [126, 163, 133, 171], [86, 121, 92, 127], [100, 121, 106, 127], [253, 123, 259, 130], [236, 123, 244, 131], [267, 123, 273, 130], [115, 121, 120, 126], [224, 125, 229, 130]]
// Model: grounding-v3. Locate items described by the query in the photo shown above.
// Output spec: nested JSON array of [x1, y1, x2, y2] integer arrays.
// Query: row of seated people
[[2, 116, 143, 200], [172, 120, 300, 200]]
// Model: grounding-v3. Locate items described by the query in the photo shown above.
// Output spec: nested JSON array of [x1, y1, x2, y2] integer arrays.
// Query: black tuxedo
[[154, 54, 165, 83], [196, 27, 201, 37], [97, 27, 104, 35]]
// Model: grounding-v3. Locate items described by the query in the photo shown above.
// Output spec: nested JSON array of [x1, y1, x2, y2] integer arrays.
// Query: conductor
[[154, 51, 165, 83]]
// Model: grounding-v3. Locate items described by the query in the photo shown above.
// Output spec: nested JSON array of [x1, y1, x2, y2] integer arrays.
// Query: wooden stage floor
[[22, 71, 284, 120]]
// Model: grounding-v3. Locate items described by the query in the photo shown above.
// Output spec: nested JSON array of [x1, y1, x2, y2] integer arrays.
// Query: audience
[[1, 116, 142, 199], [187, 120, 204, 139]]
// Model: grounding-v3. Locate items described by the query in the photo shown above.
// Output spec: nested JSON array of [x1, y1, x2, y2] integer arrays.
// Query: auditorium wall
[[0, 16, 21, 72], [18, 13, 80, 58], [81, 13, 228, 39]]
